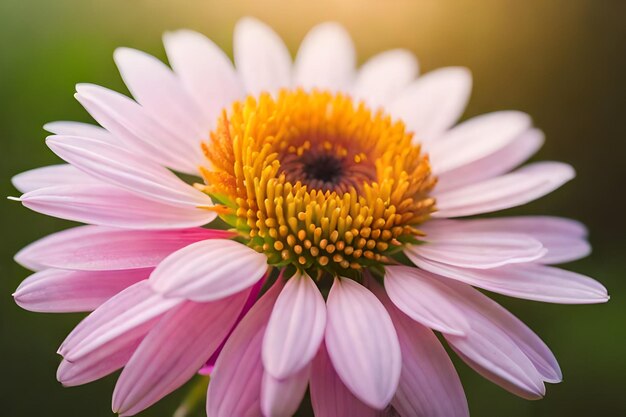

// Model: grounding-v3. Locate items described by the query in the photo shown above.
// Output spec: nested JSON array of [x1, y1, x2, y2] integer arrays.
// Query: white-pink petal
[[441, 280, 559, 398], [325, 277, 401, 409], [75, 83, 204, 173], [436, 128, 544, 192], [384, 266, 469, 335], [371, 281, 469, 417], [388, 67, 472, 143], [425, 214, 587, 238], [113, 47, 205, 139], [353, 49, 418, 109], [150, 239, 267, 302], [261, 365, 310, 417], [234, 17, 292, 96], [448, 326, 546, 399], [294, 22, 355, 91], [18, 184, 215, 229], [44, 121, 116, 142], [310, 343, 380, 417], [13, 268, 150, 313], [407, 231, 545, 269], [46, 135, 211, 207], [263, 271, 326, 379], [15, 225, 231, 272], [59, 280, 181, 362], [414, 257, 608, 304], [207, 279, 284, 417], [12, 164, 100, 193], [57, 339, 140, 387], [163, 29, 243, 127], [460, 287, 562, 384], [429, 111, 532, 174], [424, 216, 590, 264], [537, 237, 591, 264], [112, 291, 249, 416], [434, 162, 575, 218]]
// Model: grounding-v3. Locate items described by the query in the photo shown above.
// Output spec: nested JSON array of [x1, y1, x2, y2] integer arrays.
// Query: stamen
[[200, 204, 231, 215]]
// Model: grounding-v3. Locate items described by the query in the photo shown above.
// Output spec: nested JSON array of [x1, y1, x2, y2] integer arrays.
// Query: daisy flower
[[12, 17, 608, 417]]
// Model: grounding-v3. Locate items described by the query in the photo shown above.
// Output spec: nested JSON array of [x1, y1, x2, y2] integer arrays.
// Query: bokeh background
[[1, 1, 624, 416]]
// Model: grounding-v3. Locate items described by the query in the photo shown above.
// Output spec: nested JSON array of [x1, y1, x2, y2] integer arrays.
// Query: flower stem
[[173, 375, 210, 417]]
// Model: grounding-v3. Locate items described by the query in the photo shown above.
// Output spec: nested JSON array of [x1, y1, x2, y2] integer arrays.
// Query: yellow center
[[199, 89, 436, 276]]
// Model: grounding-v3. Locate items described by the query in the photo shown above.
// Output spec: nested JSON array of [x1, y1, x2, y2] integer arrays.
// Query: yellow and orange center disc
[[200, 89, 436, 275]]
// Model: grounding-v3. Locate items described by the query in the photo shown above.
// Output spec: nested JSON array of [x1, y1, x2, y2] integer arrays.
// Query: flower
[[11, 17, 608, 417]]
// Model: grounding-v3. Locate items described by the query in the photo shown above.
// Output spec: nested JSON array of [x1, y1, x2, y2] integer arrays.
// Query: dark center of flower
[[279, 149, 376, 194], [302, 153, 344, 186]]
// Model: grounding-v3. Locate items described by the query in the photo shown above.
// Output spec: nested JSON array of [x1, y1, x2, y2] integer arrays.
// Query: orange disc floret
[[200, 89, 436, 275]]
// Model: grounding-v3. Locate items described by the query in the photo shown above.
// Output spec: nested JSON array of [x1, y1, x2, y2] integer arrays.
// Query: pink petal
[[423, 217, 589, 264], [59, 280, 181, 362], [448, 336, 545, 400], [234, 17, 292, 96], [413, 257, 608, 304], [12, 164, 100, 193], [384, 265, 469, 335], [163, 29, 243, 127], [440, 280, 559, 398], [261, 365, 310, 417], [353, 49, 418, 109], [57, 339, 140, 387], [371, 281, 469, 417], [429, 111, 532, 174], [422, 216, 587, 239], [46, 135, 211, 208], [112, 291, 249, 416], [434, 162, 575, 218], [44, 121, 116, 142], [200, 276, 267, 375], [75, 83, 203, 173], [113, 48, 205, 141], [388, 67, 472, 143], [263, 271, 326, 378], [436, 128, 544, 192], [421, 216, 587, 236], [406, 231, 545, 269], [310, 342, 380, 417], [207, 279, 285, 417], [13, 268, 150, 313], [18, 184, 215, 229], [15, 225, 231, 271], [460, 290, 563, 384], [150, 239, 267, 302], [294, 23, 355, 91], [536, 237, 591, 264], [325, 277, 401, 409]]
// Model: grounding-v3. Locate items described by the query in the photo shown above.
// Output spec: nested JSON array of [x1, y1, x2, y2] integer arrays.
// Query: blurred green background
[[1, 0, 624, 416]]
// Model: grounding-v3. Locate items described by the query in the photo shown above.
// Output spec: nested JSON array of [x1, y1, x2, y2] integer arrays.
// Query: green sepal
[[205, 192, 243, 229], [390, 250, 415, 267], [207, 192, 237, 209]]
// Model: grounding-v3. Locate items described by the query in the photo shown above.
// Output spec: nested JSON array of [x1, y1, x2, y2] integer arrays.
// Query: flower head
[[202, 89, 436, 275], [12, 17, 608, 417]]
